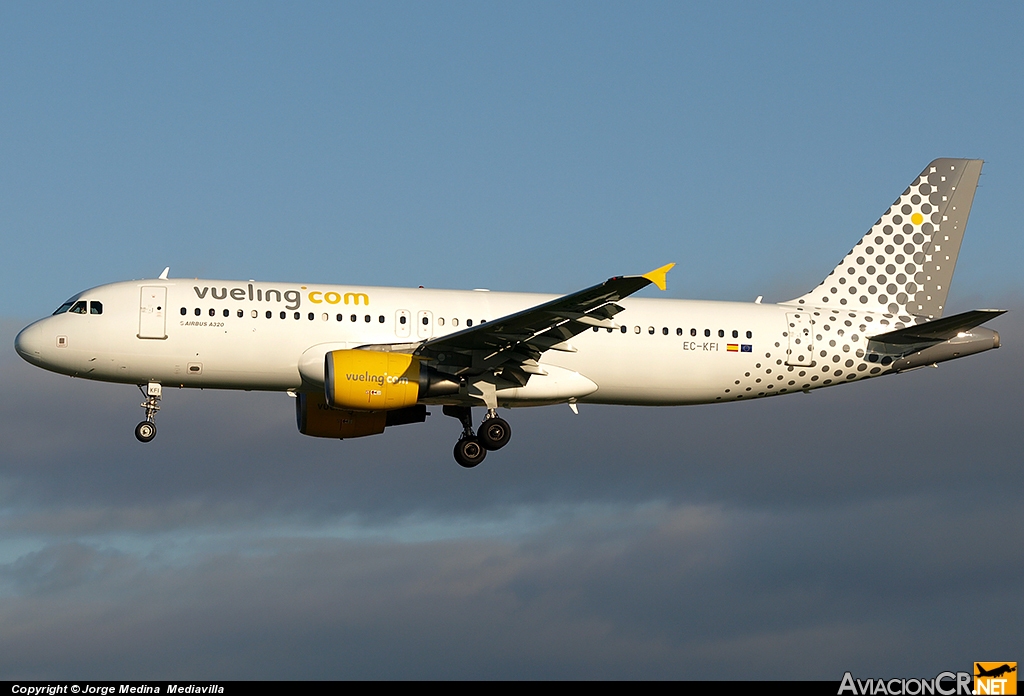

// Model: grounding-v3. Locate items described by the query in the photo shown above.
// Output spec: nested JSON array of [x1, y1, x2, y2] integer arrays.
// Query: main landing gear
[[135, 382, 161, 443], [444, 406, 513, 468]]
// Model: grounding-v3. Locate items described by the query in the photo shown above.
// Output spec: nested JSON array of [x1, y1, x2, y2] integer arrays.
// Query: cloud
[[1, 500, 1019, 679]]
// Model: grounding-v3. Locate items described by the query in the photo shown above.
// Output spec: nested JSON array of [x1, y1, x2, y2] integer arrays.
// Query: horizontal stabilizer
[[869, 309, 1006, 345]]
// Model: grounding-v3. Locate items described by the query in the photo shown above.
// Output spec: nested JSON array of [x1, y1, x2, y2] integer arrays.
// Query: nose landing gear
[[135, 382, 161, 443], [443, 406, 513, 467]]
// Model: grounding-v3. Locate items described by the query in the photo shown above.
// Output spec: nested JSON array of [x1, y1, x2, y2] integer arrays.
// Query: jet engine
[[296, 391, 428, 439], [324, 349, 459, 410]]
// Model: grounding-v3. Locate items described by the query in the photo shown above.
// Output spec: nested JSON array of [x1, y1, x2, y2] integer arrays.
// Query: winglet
[[642, 263, 675, 291]]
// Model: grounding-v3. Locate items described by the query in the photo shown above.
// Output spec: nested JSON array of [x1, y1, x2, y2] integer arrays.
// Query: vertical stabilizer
[[787, 159, 982, 318]]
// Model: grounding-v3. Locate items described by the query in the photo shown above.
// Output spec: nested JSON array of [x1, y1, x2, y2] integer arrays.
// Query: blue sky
[[1, 2, 1021, 679], [4, 2, 1023, 310]]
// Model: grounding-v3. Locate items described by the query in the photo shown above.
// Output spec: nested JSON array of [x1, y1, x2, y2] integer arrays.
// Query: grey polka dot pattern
[[719, 310, 907, 401], [716, 159, 984, 404], [790, 159, 983, 319]]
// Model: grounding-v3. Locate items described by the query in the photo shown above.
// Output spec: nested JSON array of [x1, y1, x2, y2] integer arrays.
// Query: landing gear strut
[[135, 382, 161, 443], [443, 406, 513, 467]]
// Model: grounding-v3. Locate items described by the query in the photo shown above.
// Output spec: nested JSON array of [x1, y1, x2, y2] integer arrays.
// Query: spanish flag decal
[[727, 344, 739, 352]]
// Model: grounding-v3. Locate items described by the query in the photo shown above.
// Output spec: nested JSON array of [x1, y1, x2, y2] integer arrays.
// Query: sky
[[1, 1, 1022, 680]]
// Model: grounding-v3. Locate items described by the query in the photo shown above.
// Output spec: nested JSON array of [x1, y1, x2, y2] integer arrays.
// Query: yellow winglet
[[642, 263, 676, 291]]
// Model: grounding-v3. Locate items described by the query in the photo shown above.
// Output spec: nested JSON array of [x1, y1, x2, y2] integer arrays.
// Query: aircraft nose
[[14, 321, 47, 365]]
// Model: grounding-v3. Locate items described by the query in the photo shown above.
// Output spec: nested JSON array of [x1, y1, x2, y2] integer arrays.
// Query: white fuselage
[[15, 277, 922, 407]]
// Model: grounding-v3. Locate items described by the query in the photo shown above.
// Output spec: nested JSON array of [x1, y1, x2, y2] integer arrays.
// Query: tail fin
[[787, 159, 983, 318]]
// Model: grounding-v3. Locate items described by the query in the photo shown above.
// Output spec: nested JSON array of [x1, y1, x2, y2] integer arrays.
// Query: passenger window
[[690, 328, 697, 337], [662, 327, 668, 335], [648, 326, 654, 335], [379, 315, 385, 323], [180, 307, 187, 316], [452, 318, 459, 327], [467, 319, 473, 327], [364, 315, 371, 323], [676, 328, 682, 336], [732, 330, 738, 338], [280, 311, 286, 319], [593, 327, 599, 332], [438, 317, 445, 326], [195, 308, 201, 316], [634, 326, 640, 334], [266, 311, 272, 319], [294, 312, 300, 320], [237, 310, 243, 318], [704, 329, 710, 337], [350, 314, 356, 322], [223, 309, 229, 317], [400, 316, 407, 325], [308, 313, 314, 320], [746, 331, 752, 339], [337, 314, 343, 322], [209, 309, 215, 317], [252, 310, 258, 318], [422, 316, 429, 325], [620, 326, 627, 333], [718, 330, 724, 338], [53, 301, 75, 315]]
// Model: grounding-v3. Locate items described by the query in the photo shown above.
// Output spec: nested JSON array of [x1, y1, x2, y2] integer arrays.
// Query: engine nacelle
[[324, 349, 459, 411], [296, 391, 427, 439]]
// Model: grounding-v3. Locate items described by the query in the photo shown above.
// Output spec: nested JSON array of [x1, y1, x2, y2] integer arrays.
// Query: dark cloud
[[1, 312, 1021, 678], [0, 501, 1019, 679]]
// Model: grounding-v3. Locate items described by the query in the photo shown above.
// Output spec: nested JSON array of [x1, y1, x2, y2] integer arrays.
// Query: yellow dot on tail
[[911, 212, 923, 225]]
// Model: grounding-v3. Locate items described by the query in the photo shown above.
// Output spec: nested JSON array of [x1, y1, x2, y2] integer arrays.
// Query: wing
[[412, 264, 674, 386]]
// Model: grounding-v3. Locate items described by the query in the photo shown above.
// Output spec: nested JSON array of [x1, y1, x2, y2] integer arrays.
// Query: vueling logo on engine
[[345, 371, 410, 387], [193, 284, 370, 311]]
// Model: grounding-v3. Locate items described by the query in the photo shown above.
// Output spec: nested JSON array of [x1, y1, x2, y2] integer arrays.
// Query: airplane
[[14, 158, 1005, 467], [975, 664, 1017, 679]]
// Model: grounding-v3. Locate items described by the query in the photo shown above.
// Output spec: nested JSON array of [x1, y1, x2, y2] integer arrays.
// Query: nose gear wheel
[[135, 421, 157, 442]]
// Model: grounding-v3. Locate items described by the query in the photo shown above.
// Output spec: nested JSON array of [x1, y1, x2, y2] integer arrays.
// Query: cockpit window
[[53, 301, 75, 315], [69, 301, 88, 314], [90, 301, 103, 315]]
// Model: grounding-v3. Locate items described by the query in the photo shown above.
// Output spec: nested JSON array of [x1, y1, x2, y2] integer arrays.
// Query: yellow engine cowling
[[296, 392, 428, 439], [325, 349, 422, 410], [296, 392, 387, 438]]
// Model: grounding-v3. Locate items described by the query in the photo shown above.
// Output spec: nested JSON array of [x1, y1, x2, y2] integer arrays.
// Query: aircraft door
[[138, 286, 167, 339], [785, 312, 813, 366], [395, 310, 411, 339], [416, 310, 433, 339]]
